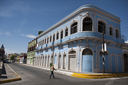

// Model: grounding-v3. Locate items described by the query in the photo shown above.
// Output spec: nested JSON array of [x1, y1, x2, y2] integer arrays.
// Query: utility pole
[[52, 36, 55, 64], [102, 25, 105, 74]]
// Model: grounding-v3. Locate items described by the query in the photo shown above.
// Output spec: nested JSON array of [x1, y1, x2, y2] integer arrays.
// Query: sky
[[0, 0, 128, 54]]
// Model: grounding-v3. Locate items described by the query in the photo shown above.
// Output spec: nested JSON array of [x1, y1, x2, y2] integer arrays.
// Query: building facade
[[35, 5, 125, 73], [27, 39, 36, 65], [0, 44, 5, 62], [19, 53, 27, 64], [122, 43, 128, 72]]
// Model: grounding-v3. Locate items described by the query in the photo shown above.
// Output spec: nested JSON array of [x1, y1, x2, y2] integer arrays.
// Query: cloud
[[0, 1, 29, 17], [0, 32, 2, 35], [21, 34, 36, 39], [125, 40, 128, 43], [0, 11, 12, 17], [20, 19, 27, 26], [5, 32, 12, 36], [21, 34, 25, 37], [14, 29, 21, 33], [26, 35, 36, 38]]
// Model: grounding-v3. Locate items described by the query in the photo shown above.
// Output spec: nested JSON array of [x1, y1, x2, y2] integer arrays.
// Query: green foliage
[[38, 31, 44, 35], [10, 54, 15, 60], [50, 63, 53, 67]]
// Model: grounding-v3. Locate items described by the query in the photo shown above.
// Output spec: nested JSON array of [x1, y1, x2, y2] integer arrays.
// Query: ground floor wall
[[27, 57, 34, 65], [35, 41, 124, 73]]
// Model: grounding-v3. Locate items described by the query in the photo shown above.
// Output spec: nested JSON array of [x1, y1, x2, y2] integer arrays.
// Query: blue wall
[[36, 5, 124, 73]]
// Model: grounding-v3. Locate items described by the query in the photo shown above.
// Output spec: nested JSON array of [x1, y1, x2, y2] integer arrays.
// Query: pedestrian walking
[[49, 65, 56, 79]]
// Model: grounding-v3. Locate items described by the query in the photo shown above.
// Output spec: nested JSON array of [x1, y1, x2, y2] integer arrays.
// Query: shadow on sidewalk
[[2, 63, 6, 74], [0, 63, 7, 79]]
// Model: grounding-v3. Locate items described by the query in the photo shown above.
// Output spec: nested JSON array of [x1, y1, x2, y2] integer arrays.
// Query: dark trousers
[[49, 71, 55, 78]]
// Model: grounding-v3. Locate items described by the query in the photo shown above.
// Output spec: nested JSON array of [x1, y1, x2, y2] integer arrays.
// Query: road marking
[[105, 79, 115, 85]]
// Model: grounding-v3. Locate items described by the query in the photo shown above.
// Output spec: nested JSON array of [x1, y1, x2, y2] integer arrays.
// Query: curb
[[71, 73, 128, 79], [0, 64, 21, 84]]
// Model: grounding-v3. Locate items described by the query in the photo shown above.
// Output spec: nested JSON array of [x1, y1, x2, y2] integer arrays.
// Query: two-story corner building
[[27, 39, 37, 65], [35, 5, 125, 73]]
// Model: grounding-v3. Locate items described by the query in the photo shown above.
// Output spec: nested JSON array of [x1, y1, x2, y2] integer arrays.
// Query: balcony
[[47, 42, 53, 48], [62, 32, 124, 44], [43, 44, 47, 49], [54, 39, 62, 46]]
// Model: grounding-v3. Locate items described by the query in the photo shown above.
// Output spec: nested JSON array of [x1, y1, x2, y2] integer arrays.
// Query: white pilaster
[[61, 54, 63, 69], [79, 15, 82, 32], [46, 56, 48, 67], [66, 54, 68, 70], [44, 56, 45, 67]]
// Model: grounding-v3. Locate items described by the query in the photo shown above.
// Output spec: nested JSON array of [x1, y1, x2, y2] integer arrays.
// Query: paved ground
[[1, 63, 128, 85], [0, 63, 17, 80]]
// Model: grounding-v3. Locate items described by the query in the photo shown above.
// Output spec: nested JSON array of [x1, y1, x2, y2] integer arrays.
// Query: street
[[1, 63, 128, 85]]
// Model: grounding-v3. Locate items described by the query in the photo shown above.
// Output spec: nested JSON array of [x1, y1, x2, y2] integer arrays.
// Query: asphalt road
[[1, 63, 128, 85]]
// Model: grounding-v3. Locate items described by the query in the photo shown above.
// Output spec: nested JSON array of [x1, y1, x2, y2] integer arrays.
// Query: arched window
[[116, 29, 119, 38], [56, 32, 59, 40], [41, 40, 43, 46], [47, 37, 49, 44], [65, 28, 68, 37], [43, 40, 44, 45], [61, 30, 63, 39], [45, 38, 46, 44], [83, 17, 92, 31], [71, 22, 77, 34], [123, 53, 128, 72], [98, 21, 106, 33], [50, 36, 52, 42], [69, 50, 76, 54], [109, 27, 113, 36], [53, 34, 55, 41], [82, 48, 92, 55]]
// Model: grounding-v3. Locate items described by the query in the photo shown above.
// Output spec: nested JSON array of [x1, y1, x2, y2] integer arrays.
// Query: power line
[[121, 29, 128, 32], [121, 26, 128, 30]]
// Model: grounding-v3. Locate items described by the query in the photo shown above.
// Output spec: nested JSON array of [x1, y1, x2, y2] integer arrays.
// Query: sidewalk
[[0, 63, 21, 84]]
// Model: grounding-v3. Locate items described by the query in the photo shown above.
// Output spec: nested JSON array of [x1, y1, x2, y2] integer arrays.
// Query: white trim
[[122, 52, 128, 72], [81, 15, 94, 32], [68, 48, 77, 71], [110, 53, 116, 72], [108, 25, 114, 37], [115, 27, 120, 38], [63, 52, 67, 69], [117, 54, 122, 72], [70, 19, 78, 35], [97, 18, 107, 34], [65, 26, 69, 37]]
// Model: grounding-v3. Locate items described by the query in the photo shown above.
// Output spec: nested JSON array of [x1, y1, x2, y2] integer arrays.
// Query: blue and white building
[[35, 5, 127, 73]]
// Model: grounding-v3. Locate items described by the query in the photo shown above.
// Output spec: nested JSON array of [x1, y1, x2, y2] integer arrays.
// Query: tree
[[38, 31, 44, 35], [10, 54, 15, 60]]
